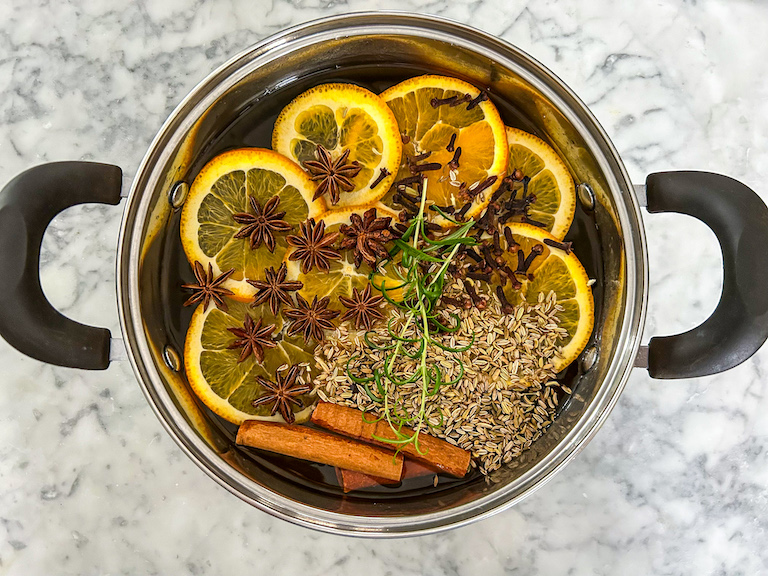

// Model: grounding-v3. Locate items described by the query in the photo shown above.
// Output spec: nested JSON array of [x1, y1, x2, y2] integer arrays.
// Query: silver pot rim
[[116, 11, 647, 536]]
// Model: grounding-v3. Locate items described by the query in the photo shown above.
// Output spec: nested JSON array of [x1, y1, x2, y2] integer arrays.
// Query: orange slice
[[180, 148, 323, 300], [505, 127, 576, 240], [380, 75, 508, 223], [272, 83, 402, 211], [184, 299, 317, 425], [500, 223, 594, 370]]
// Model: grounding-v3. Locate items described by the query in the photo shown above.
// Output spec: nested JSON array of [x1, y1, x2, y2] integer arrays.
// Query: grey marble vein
[[1, 0, 768, 574]]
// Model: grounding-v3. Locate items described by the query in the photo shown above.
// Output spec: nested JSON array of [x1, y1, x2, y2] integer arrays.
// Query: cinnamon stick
[[236, 420, 403, 481], [311, 403, 471, 477], [336, 460, 437, 493]]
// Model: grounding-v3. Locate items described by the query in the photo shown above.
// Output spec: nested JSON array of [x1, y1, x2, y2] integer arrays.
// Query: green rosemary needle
[[353, 181, 477, 454]]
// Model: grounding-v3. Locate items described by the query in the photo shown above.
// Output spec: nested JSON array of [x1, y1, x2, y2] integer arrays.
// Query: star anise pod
[[226, 315, 277, 363], [286, 218, 341, 274], [283, 294, 340, 344], [338, 284, 385, 331], [247, 263, 303, 316], [252, 364, 310, 424], [182, 261, 235, 312], [232, 195, 291, 252], [303, 145, 362, 205], [339, 207, 397, 267]]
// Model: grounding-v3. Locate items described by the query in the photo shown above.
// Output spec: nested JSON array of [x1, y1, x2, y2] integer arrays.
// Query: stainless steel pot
[[2, 13, 767, 537]]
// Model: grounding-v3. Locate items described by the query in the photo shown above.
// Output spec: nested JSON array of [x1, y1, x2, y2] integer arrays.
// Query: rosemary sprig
[[355, 182, 477, 454]]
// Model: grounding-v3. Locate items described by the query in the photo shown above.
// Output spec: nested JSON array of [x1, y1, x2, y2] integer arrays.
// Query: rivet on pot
[[580, 345, 598, 373], [577, 182, 596, 211], [163, 345, 182, 372], [169, 181, 189, 209]]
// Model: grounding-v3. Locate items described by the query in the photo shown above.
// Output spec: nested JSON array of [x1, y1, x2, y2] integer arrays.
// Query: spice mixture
[[314, 283, 571, 476]]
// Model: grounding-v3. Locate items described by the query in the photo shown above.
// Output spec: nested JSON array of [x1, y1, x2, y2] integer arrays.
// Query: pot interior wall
[[133, 27, 629, 519]]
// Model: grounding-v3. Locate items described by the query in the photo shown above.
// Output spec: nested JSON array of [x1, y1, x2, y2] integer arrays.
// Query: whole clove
[[503, 198, 527, 213], [503, 227, 519, 252], [455, 201, 472, 220], [521, 215, 547, 228], [410, 162, 442, 174], [431, 95, 456, 107], [519, 244, 544, 273], [431, 94, 470, 108], [495, 285, 515, 314], [480, 244, 499, 269], [463, 280, 487, 310], [498, 188, 536, 225], [504, 265, 522, 289], [369, 167, 391, 190], [492, 230, 502, 255], [515, 250, 525, 272], [464, 248, 483, 264], [466, 91, 489, 110], [468, 175, 498, 198], [447, 147, 462, 170], [543, 238, 573, 254], [446, 133, 457, 152]]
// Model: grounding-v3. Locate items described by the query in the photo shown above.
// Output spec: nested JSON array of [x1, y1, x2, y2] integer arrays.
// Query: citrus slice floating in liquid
[[499, 222, 594, 371], [184, 299, 316, 425], [504, 126, 576, 240], [272, 83, 402, 211], [380, 75, 508, 224], [180, 148, 323, 300]]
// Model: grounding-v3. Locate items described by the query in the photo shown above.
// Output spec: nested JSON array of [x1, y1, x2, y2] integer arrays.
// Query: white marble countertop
[[1, 0, 767, 574]]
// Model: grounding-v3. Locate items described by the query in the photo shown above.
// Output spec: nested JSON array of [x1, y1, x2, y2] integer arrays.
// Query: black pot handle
[[645, 171, 768, 379], [0, 162, 122, 370]]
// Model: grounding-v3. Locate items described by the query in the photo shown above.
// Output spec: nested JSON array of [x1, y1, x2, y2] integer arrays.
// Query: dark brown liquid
[[158, 64, 603, 497]]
